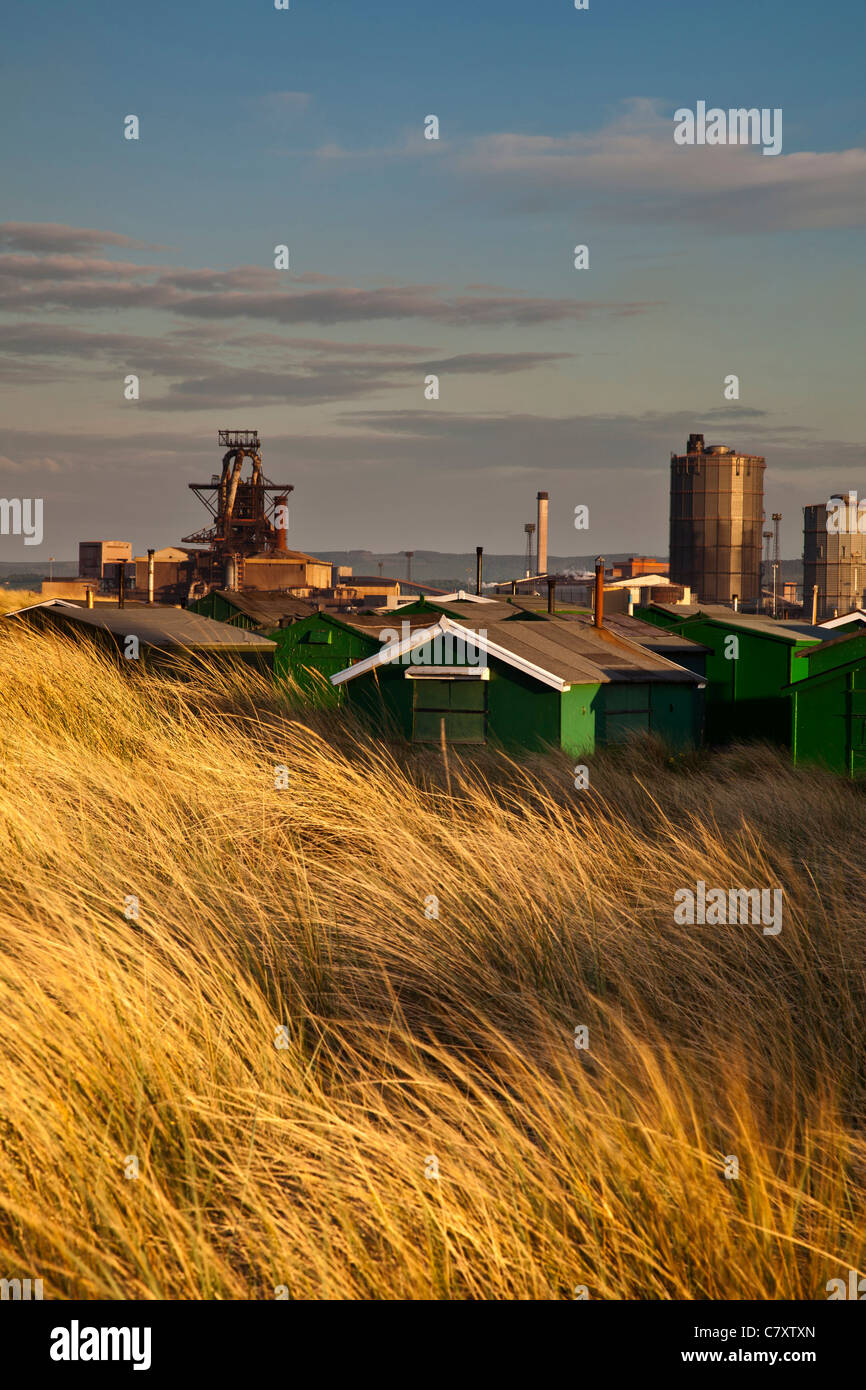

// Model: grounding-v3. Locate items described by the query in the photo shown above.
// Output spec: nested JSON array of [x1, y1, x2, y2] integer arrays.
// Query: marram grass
[[0, 622, 864, 1299]]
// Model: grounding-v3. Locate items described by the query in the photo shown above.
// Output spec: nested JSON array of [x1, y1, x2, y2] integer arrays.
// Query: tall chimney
[[476, 546, 483, 596], [274, 494, 289, 553], [537, 491, 549, 576], [594, 556, 605, 629], [147, 548, 155, 606], [547, 577, 556, 614]]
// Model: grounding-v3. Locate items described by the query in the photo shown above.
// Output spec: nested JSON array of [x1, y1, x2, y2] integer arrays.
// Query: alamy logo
[[826, 1269, 866, 1299], [825, 491, 866, 535], [674, 102, 782, 157], [378, 622, 488, 667], [50, 1320, 152, 1371], [0, 498, 43, 546], [674, 880, 782, 935]]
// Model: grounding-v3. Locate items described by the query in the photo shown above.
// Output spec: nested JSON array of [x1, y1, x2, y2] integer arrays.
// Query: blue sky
[[1, 0, 864, 559]]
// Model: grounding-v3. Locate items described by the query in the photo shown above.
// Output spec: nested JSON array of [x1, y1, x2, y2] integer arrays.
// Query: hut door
[[411, 678, 487, 743]]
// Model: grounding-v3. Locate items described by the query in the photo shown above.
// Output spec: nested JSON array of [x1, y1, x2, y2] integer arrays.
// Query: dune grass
[[0, 589, 41, 616], [0, 621, 864, 1299]]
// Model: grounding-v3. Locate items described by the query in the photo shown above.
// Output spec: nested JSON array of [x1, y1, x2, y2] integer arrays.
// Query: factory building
[[803, 497, 866, 622], [669, 433, 765, 607], [78, 540, 132, 581]]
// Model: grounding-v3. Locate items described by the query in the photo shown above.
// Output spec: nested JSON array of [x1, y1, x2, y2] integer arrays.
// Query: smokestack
[[117, 562, 125, 608], [594, 556, 605, 629], [811, 584, 819, 625], [274, 494, 289, 553], [476, 546, 483, 596], [147, 548, 155, 606], [547, 577, 556, 614], [537, 491, 549, 576]]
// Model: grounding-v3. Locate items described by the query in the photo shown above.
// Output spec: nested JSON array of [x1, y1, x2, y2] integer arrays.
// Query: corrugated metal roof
[[575, 612, 712, 654], [8, 600, 276, 651], [651, 603, 829, 643], [213, 590, 316, 624], [476, 617, 702, 684], [332, 610, 704, 688]]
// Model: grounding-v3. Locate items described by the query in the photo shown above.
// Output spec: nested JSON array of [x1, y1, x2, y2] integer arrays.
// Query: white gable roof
[[819, 609, 866, 629], [330, 615, 572, 692]]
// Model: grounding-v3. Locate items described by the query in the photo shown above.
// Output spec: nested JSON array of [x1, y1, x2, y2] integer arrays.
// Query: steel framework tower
[[182, 430, 294, 560]]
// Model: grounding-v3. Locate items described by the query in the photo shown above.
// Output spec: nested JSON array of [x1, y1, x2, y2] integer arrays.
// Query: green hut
[[329, 612, 705, 755], [187, 589, 314, 631], [786, 629, 866, 777], [636, 602, 829, 744]]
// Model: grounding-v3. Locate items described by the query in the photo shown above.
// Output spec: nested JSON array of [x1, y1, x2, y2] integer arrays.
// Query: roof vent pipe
[[594, 557, 605, 629]]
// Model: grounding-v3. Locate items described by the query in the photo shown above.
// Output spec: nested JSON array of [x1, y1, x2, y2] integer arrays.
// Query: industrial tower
[[182, 431, 294, 567]]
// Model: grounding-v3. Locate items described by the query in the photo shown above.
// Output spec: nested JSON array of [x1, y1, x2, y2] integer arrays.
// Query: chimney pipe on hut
[[594, 556, 605, 629]]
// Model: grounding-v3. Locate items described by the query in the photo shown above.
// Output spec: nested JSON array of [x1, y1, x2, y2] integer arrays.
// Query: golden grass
[[0, 622, 864, 1299], [0, 589, 41, 615]]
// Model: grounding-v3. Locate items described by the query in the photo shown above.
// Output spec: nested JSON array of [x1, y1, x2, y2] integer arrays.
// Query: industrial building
[[669, 433, 765, 607], [610, 557, 670, 581], [78, 540, 133, 582], [803, 498, 866, 622]]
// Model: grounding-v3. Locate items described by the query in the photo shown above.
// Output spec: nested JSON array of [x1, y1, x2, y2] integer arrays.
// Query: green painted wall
[[486, 663, 561, 752], [793, 630, 866, 680], [271, 615, 379, 704], [560, 684, 599, 758], [338, 642, 701, 757], [636, 609, 813, 744], [790, 674, 851, 775], [789, 633, 866, 777]]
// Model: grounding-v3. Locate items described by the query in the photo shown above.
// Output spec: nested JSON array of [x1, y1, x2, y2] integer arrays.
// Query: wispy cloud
[[455, 99, 866, 230], [0, 228, 658, 325]]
